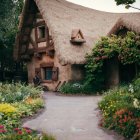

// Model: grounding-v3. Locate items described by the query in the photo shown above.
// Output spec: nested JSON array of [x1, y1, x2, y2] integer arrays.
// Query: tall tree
[[0, 0, 23, 75], [115, 0, 140, 10], [115, 0, 136, 5]]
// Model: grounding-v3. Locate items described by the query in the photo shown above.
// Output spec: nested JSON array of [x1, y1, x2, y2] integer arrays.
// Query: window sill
[[37, 38, 46, 43], [42, 80, 53, 83]]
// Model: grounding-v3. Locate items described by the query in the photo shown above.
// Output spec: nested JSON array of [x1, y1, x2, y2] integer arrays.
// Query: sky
[[66, 0, 140, 13]]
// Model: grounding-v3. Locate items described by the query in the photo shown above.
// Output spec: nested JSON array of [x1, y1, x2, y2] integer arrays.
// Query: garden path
[[23, 92, 124, 140]]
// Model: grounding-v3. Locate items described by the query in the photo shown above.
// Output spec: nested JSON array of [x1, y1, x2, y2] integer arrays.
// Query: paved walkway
[[23, 92, 123, 140]]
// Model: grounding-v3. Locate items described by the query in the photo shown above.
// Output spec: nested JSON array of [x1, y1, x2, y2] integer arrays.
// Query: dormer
[[70, 29, 86, 44]]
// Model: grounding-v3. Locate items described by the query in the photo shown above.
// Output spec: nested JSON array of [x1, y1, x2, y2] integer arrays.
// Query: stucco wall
[[27, 52, 72, 91], [71, 64, 85, 81]]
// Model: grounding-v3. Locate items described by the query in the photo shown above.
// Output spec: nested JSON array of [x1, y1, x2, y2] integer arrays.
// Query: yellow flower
[[0, 103, 17, 114]]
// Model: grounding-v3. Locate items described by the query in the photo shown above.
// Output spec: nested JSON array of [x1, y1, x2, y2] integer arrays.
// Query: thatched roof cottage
[[14, 0, 140, 90]]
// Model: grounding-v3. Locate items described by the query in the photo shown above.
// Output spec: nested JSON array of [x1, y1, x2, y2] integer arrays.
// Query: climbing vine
[[85, 31, 140, 88]]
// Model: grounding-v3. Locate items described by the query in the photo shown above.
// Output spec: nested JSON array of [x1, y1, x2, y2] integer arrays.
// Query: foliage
[[0, 83, 43, 103], [98, 77, 140, 139], [0, 126, 55, 140], [85, 32, 140, 88], [0, 103, 19, 131], [133, 77, 140, 99], [115, 0, 136, 5], [13, 98, 44, 118], [59, 82, 97, 94], [0, 0, 23, 73], [0, 83, 46, 138]]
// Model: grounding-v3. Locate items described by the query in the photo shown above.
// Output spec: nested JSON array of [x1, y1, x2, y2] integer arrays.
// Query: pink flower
[[0, 125, 4, 129]]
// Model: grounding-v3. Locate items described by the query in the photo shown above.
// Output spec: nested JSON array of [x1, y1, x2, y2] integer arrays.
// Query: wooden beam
[[35, 21, 45, 27], [37, 47, 46, 53], [36, 13, 43, 19], [37, 38, 46, 43], [40, 62, 54, 67], [30, 36, 36, 49], [46, 26, 49, 47], [34, 20, 38, 49]]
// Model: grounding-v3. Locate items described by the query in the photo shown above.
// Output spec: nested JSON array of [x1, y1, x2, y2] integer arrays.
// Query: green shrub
[[132, 77, 140, 99], [13, 98, 44, 118], [85, 32, 140, 89], [59, 82, 96, 94], [0, 83, 43, 103]]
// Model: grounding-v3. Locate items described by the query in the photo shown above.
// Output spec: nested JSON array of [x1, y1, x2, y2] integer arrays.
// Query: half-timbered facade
[[14, 0, 140, 90]]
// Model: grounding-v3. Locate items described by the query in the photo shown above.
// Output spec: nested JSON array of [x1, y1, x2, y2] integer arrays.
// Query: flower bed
[[0, 83, 55, 140], [98, 78, 140, 139]]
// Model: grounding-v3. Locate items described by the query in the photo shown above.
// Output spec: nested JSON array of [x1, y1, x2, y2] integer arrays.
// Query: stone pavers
[[23, 92, 124, 140]]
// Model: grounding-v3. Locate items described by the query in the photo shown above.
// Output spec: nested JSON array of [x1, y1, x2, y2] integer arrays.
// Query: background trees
[[0, 0, 23, 81], [115, 0, 140, 10], [115, 0, 136, 5]]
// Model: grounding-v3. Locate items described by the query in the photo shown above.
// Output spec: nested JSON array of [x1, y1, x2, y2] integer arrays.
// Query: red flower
[[25, 129, 32, 134], [0, 129, 7, 133], [14, 128, 20, 131], [18, 130, 22, 135], [23, 127, 29, 130]]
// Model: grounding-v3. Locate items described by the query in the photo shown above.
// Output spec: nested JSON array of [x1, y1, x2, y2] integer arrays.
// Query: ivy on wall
[[85, 31, 140, 88]]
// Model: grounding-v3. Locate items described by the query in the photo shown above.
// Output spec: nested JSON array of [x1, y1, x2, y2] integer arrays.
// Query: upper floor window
[[38, 26, 45, 39]]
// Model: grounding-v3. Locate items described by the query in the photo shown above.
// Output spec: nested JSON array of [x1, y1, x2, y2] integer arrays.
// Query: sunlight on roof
[[66, 0, 140, 13]]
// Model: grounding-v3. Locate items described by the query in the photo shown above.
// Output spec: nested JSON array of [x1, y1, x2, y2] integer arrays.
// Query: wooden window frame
[[37, 25, 46, 43], [40, 63, 59, 83], [40, 62, 54, 83], [35, 21, 48, 44]]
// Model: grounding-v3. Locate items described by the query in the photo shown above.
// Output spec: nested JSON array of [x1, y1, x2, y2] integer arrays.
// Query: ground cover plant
[[0, 83, 55, 140], [98, 77, 140, 139]]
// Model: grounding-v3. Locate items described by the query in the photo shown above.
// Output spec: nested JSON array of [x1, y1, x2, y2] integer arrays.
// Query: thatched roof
[[108, 17, 140, 35], [14, 0, 140, 64]]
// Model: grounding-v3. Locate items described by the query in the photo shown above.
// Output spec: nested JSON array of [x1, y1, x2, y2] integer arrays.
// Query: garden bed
[[0, 83, 55, 140], [98, 78, 140, 140]]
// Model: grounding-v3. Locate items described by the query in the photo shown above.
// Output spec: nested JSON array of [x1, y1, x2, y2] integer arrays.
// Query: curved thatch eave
[[108, 17, 140, 36], [14, 0, 140, 64]]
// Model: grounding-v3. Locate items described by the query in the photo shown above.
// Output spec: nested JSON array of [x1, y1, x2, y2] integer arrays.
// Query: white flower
[[72, 83, 82, 88], [133, 98, 140, 109], [128, 84, 134, 93]]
